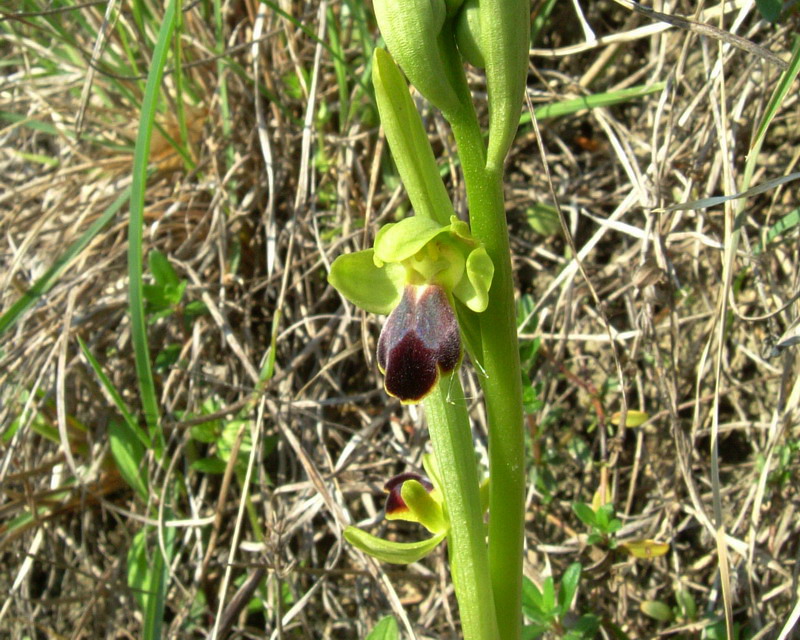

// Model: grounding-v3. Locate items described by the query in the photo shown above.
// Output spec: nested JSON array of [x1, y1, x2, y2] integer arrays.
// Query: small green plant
[[642, 588, 747, 640], [365, 615, 400, 640], [572, 500, 622, 549], [521, 563, 599, 639]]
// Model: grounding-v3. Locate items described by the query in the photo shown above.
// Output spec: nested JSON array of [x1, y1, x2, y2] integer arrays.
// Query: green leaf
[[365, 615, 399, 640], [595, 504, 614, 530], [572, 502, 596, 528], [148, 250, 180, 288], [344, 526, 446, 564], [557, 563, 582, 617], [542, 576, 555, 615], [640, 600, 675, 622], [109, 419, 148, 500], [676, 588, 697, 621], [756, 0, 782, 22], [522, 576, 545, 619], [328, 249, 405, 315], [526, 202, 560, 236], [190, 458, 227, 474], [372, 48, 456, 226], [190, 421, 220, 443]]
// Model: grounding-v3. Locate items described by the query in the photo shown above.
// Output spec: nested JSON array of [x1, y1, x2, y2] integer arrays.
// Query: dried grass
[[1, 0, 799, 638]]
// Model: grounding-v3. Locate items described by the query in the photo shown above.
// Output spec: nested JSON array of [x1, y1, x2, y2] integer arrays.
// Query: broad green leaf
[[522, 575, 545, 618], [344, 526, 445, 564], [365, 615, 399, 640], [542, 576, 555, 616], [557, 563, 582, 617], [572, 502, 596, 528], [755, 0, 781, 22], [148, 250, 180, 288], [522, 623, 549, 639], [526, 203, 560, 236], [127, 529, 150, 612], [191, 458, 227, 474], [640, 600, 674, 622], [372, 48, 455, 226], [328, 249, 405, 315], [676, 588, 697, 620]]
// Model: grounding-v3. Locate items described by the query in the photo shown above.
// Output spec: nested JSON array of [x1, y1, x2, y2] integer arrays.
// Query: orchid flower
[[328, 215, 493, 403]]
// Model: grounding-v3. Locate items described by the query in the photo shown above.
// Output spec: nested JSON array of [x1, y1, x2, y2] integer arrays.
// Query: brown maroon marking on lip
[[377, 285, 461, 402]]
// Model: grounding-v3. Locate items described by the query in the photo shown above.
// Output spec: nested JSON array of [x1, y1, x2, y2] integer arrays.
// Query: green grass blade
[[749, 35, 800, 173], [77, 336, 151, 450], [0, 186, 131, 338], [754, 207, 800, 255], [129, 0, 179, 434], [521, 82, 666, 123]]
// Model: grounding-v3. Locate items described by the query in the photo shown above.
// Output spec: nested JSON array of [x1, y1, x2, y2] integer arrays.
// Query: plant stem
[[449, 110, 525, 640], [425, 372, 498, 640]]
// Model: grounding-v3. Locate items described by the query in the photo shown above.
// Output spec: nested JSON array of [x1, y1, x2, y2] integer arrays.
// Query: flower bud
[[478, 0, 530, 171], [373, 0, 462, 115], [454, 0, 484, 68]]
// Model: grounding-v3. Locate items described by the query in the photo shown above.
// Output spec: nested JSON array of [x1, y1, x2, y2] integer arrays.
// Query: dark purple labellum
[[384, 472, 433, 516], [377, 285, 461, 403]]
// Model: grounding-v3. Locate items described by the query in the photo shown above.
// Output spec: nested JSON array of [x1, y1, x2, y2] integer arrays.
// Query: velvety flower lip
[[384, 472, 434, 517], [377, 284, 461, 403]]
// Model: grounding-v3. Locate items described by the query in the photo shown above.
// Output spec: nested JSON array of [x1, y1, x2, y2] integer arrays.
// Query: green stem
[[425, 372, 498, 640], [449, 108, 525, 640]]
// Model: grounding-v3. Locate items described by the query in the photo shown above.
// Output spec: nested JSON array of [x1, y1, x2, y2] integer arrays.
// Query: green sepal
[[373, 215, 494, 312], [395, 479, 449, 534], [372, 49, 455, 227], [344, 526, 447, 564], [374, 216, 445, 264], [328, 249, 405, 315], [479, 0, 530, 171]]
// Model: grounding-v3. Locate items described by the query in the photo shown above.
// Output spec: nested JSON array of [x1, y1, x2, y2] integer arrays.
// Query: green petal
[[344, 526, 446, 564], [399, 479, 448, 534], [374, 216, 445, 263], [328, 249, 404, 315], [453, 246, 494, 312]]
